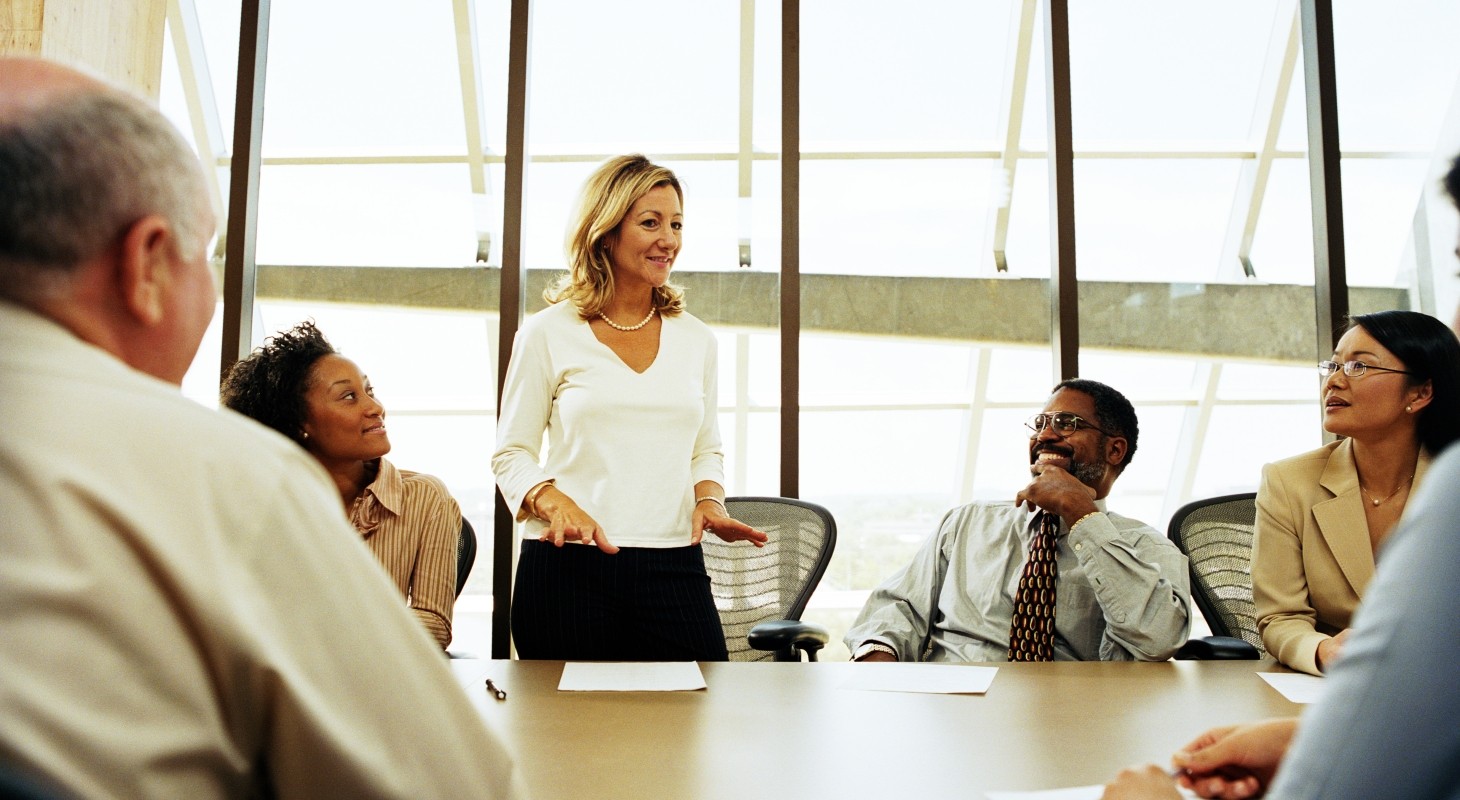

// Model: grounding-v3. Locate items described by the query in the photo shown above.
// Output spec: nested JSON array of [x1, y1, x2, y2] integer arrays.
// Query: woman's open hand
[[692, 502, 768, 547], [534, 485, 618, 553]]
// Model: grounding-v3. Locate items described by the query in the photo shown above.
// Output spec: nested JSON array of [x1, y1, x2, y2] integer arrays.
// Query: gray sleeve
[[1073, 514, 1192, 661], [1268, 450, 1460, 800], [842, 508, 959, 661]]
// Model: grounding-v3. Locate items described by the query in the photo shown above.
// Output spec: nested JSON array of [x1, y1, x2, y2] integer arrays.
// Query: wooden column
[[1, 0, 167, 98]]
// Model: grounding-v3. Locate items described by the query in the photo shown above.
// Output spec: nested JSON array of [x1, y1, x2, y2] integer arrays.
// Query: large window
[[164, 0, 1460, 657]]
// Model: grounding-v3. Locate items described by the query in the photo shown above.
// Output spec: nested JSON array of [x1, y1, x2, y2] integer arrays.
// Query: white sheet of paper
[[1259, 671, 1326, 704], [839, 663, 998, 695], [986, 784, 1197, 799], [558, 661, 707, 692]]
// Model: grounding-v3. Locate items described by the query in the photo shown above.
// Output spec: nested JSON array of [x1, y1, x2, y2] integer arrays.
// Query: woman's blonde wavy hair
[[546, 154, 686, 319]]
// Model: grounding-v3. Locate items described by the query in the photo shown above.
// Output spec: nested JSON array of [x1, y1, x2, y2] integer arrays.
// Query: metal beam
[[218, 0, 268, 381], [1044, 0, 1078, 380], [491, 0, 532, 659], [985, 0, 1036, 274], [166, 0, 226, 221], [1299, 0, 1347, 357], [451, 0, 493, 263], [780, 0, 800, 499], [737, 0, 755, 269], [1218, 0, 1298, 281]]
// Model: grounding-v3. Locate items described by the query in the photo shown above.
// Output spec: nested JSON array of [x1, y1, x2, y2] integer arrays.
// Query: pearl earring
[[1406, 405, 1413, 413]]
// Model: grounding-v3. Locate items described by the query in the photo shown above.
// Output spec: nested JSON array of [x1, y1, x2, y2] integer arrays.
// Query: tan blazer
[[1252, 439, 1431, 675]]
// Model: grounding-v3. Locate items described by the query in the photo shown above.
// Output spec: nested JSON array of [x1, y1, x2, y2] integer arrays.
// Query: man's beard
[[1032, 435, 1107, 488], [1068, 451, 1106, 487]]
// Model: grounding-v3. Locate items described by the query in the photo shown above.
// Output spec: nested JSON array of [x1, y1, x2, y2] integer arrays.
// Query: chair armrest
[[1174, 635, 1261, 661], [748, 619, 831, 661]]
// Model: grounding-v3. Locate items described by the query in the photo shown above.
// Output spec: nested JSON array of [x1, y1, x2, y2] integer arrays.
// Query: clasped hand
[[1101, 718, 1297, 800]]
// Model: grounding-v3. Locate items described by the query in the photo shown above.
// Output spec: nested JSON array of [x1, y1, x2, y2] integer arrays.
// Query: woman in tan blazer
[[1254, 310, 1460, 675]]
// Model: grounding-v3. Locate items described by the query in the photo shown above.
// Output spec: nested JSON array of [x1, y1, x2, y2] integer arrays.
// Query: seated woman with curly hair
[[221, 321, 460, 650]]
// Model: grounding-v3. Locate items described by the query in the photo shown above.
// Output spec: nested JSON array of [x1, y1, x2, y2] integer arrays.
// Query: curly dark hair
[[219, 321, 338, 446], [1052, 378, 1140, 472]]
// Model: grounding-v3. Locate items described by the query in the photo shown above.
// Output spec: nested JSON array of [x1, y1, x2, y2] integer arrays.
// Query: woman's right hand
[[533, 485, 618, 553], [1316, 628, 1350, 672]]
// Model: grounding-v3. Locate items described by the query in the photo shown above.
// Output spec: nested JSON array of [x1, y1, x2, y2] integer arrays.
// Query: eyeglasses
[[1317, 360, 1415, 379], [1025, 412, 1115, 438]]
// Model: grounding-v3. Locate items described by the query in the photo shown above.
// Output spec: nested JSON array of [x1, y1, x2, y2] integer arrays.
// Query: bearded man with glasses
[[845, 378, 1191, 663]]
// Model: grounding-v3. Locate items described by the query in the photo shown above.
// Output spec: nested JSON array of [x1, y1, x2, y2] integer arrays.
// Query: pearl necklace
[[598, 307, 656, 332], [1361, 474, 1413, 507]]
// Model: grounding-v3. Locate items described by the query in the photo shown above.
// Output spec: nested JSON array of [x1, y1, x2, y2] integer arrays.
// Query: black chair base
[[1174, 635, 1261, 660]]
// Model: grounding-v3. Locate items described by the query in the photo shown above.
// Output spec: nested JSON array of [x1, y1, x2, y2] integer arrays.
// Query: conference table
[[450, 658, 1306, 799]]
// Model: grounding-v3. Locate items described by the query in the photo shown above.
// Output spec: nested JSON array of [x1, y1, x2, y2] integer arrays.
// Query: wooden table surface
[[450, 659, 1304, 800]]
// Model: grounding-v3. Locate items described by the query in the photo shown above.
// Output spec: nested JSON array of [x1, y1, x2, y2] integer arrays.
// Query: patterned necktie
[[1008, 511, 1060, 662]]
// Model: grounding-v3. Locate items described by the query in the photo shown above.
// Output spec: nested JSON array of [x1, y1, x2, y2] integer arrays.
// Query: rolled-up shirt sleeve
[[1072, 512, 1191, 661], [842, 508, 958, 660]]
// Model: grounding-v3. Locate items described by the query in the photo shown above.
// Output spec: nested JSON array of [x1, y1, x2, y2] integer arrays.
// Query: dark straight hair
[[1347, 310, 1460, 455]]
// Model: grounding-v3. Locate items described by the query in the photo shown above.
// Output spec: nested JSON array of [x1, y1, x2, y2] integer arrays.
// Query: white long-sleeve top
[[492, 300, 725, 548]]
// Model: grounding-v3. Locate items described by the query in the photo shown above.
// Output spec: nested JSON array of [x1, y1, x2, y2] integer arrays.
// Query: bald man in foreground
[[0, 57, 523, 799]]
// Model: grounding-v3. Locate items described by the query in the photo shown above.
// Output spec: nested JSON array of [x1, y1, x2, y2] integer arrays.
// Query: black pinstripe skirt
[[511, 540, 729, 662]]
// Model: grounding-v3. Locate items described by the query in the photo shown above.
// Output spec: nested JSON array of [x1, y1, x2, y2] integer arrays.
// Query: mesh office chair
[[701, 497, 837, 662], [455, 516, 477, 598], [447, 517, 478, 659], [1168, 492, 1264, 660]]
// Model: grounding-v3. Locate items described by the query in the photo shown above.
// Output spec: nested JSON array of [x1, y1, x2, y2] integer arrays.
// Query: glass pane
[[262, 1, 465, 155], [801, 0, 1010, 149], [1105, 404, 1184, 531], [1342, 158, 1431, 288], [1067, 1, 1276, 144], [1333, 0, 1460, 151], [1073, 160, 1241, 282], [1218, 363, 1318, 401], [801, 160, 997, 277], [1248, 158, 1314, 284], [1004, 159, 1052, 279], [1193, 404, 1323, 498], [256, 165, 477, 266], [801, 336, 971, 406], [527, 0, 739, 152]]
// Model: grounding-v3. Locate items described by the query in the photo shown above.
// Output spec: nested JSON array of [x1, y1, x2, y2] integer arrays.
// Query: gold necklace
[[1360, 474, 1413, 507]]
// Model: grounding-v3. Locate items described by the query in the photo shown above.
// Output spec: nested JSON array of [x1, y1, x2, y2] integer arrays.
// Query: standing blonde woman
[[493, 154, 767, 661]]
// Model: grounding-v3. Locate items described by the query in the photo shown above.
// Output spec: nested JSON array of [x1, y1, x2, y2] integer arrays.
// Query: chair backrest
[[701, 497, 837, 662], [1167, 492, 1265, 653], [456, 517, 477, 598]]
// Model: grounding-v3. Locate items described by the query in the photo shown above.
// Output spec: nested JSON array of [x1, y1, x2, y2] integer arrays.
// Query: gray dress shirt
[[1268, 445, 1460, 799], [843, 500, 1191, 662]]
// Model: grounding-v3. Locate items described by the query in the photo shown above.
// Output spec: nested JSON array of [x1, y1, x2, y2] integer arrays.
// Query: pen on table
[[485, 678, 507, 701]]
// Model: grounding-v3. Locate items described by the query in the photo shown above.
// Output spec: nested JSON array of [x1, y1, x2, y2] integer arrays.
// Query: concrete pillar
[[1, 0, 167, 98]]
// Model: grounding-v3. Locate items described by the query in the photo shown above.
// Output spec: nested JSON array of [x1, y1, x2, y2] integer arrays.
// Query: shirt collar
[[350, 458, 403, 536]]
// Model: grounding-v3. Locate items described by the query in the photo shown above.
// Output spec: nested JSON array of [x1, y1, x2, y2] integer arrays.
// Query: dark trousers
[[511, 540, 729, 662]]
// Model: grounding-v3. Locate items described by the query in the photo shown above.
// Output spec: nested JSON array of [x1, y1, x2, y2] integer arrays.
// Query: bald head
[[0, 57, 216, 383], [0, 56, 211, 303]]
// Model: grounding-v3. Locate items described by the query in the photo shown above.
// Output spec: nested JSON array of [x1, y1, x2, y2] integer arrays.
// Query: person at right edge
[[1253, 309, 1460, 674], [1100, 155, 1460, 800]]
